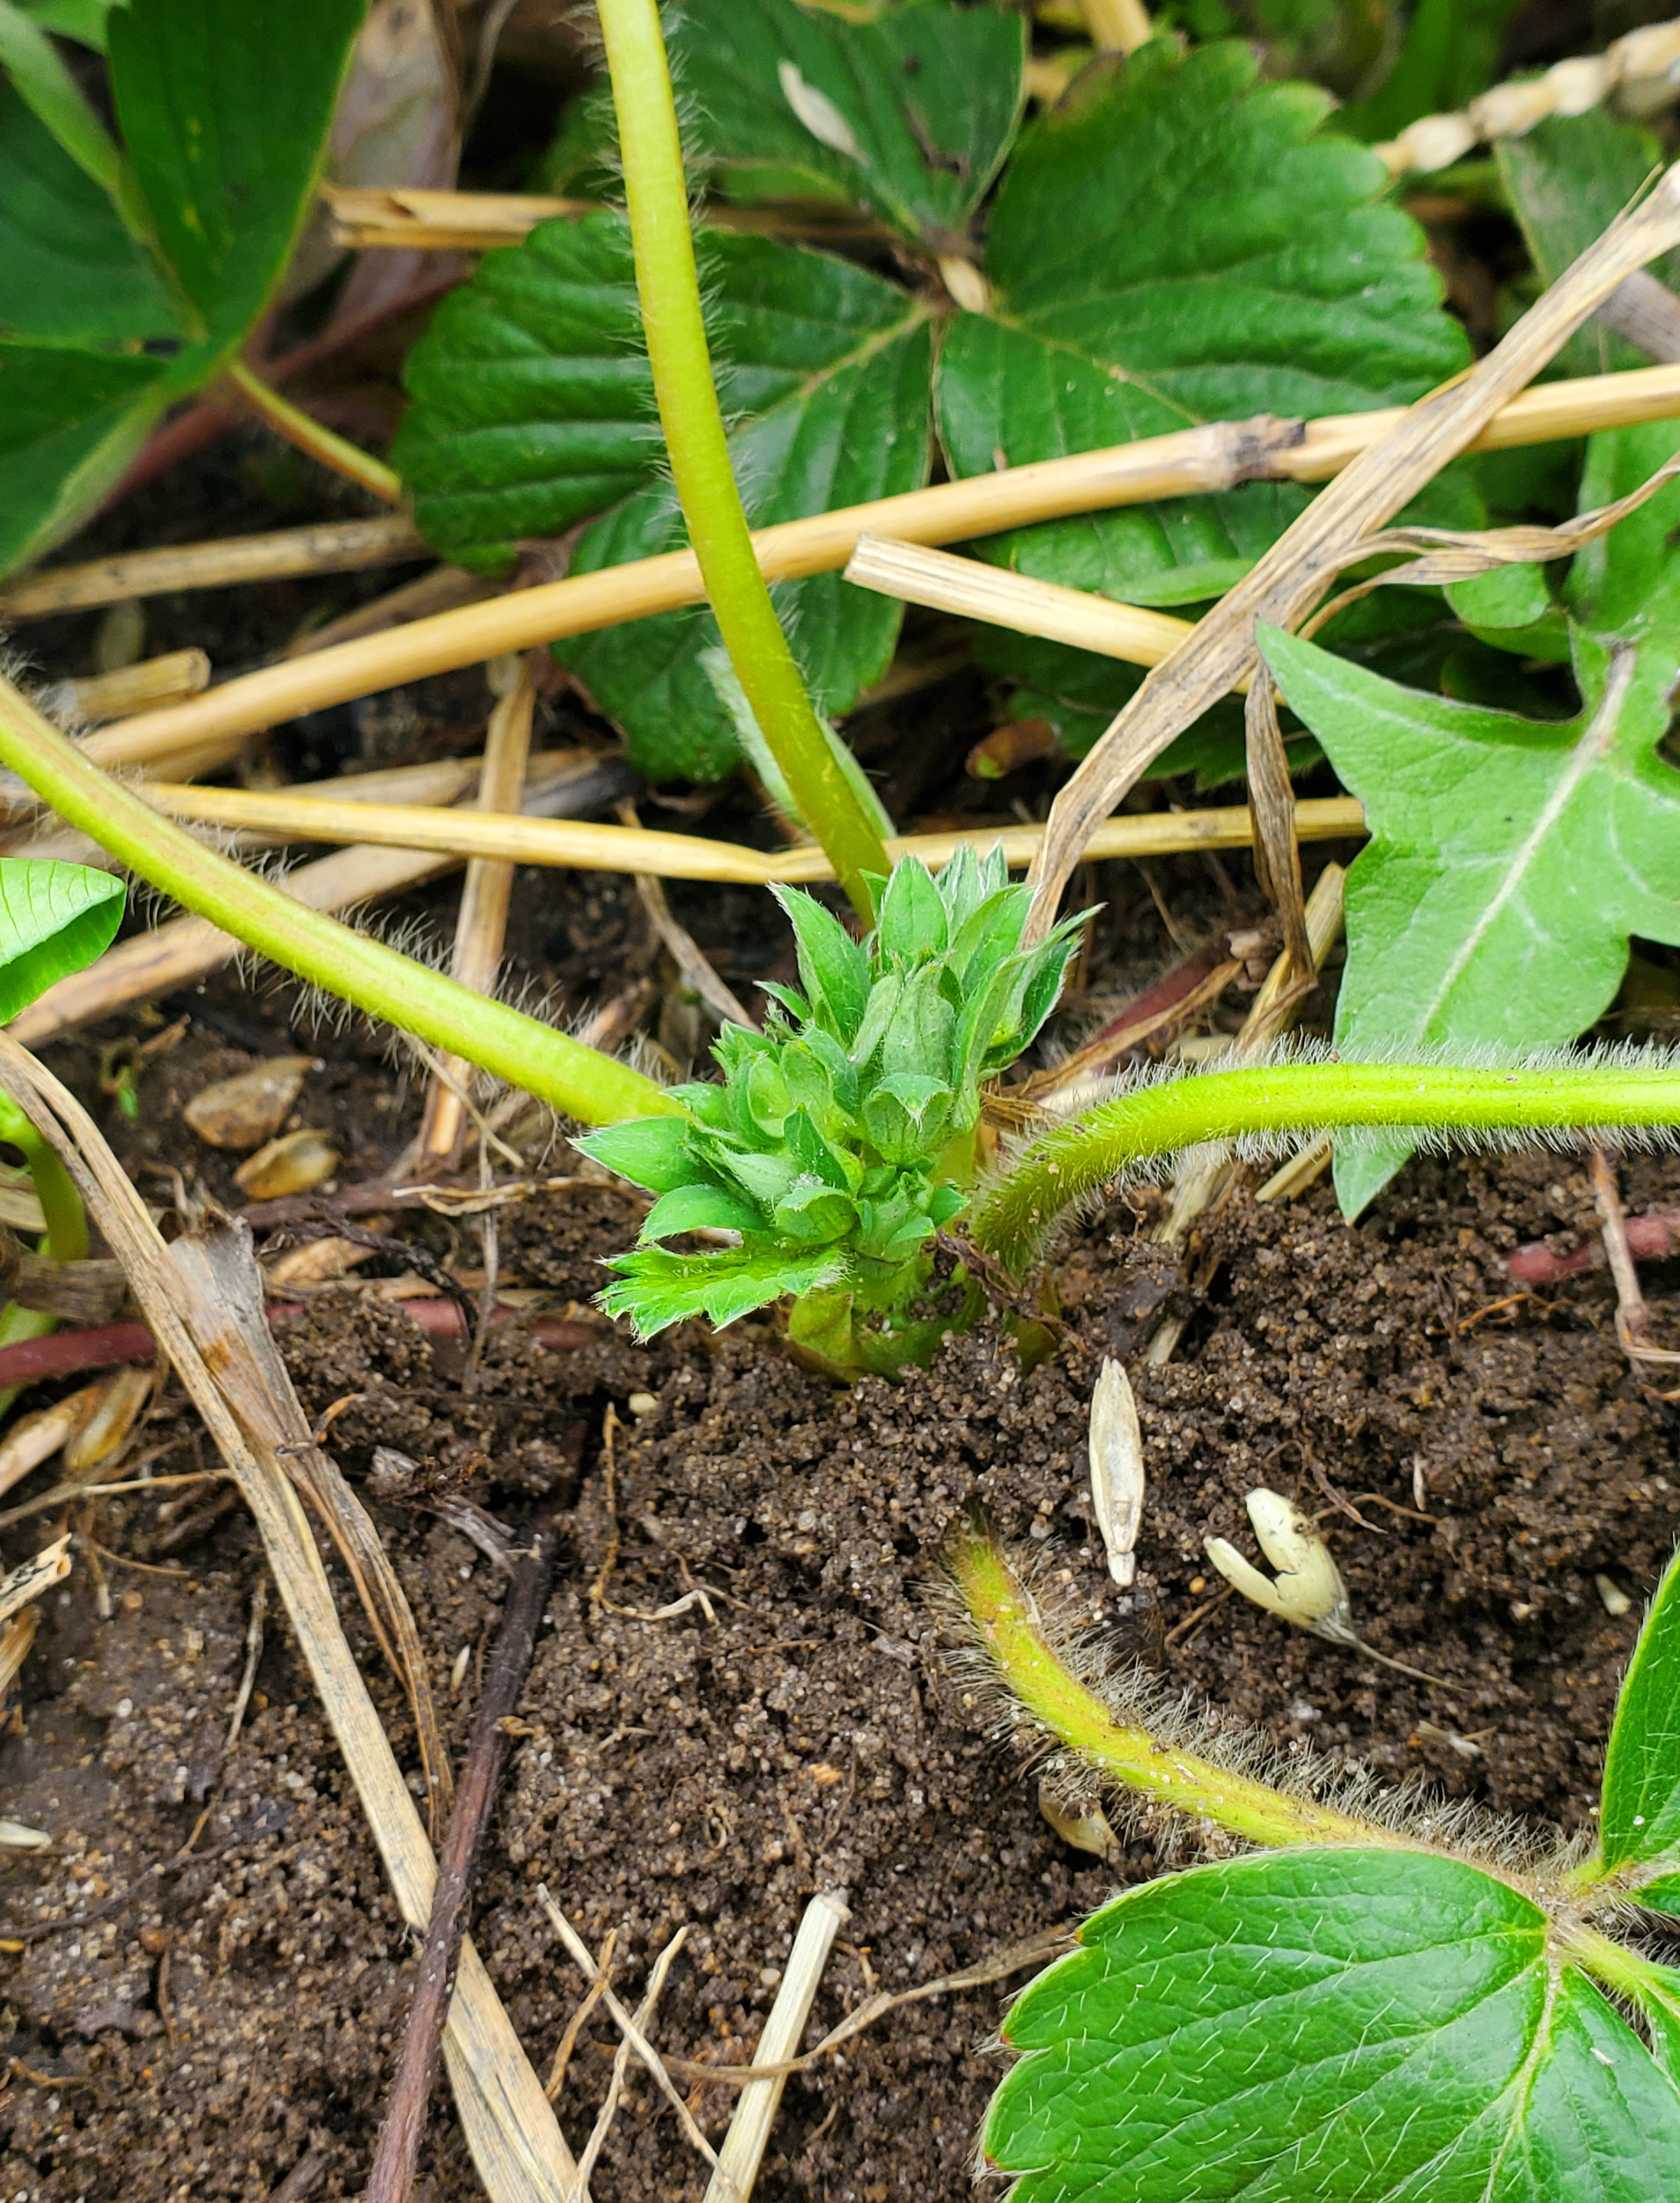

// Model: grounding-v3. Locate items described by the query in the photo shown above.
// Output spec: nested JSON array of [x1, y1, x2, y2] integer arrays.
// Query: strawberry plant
[[0, 0, 365, 573], [393, 0, 1470, 781]]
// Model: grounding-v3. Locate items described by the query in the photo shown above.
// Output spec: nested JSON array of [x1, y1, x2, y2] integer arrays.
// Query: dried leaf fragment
[[777, 60, 861, 159], [184, 1056, 318, 1150], [62, 1365, 154, 1474], [234, 1127, 341, 1199], [0, 1533, 70, 1626], [1088, 1357, 1144, 1588]]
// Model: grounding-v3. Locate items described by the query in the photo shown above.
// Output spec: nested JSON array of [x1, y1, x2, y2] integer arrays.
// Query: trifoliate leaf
[[1263, 419, 1680, 1219], [108, 0, 365, 351], [600, 1244, 846, 1336], [0, 858, 122, 1023], [937, 41, 1470, 615], [398, 212, 932, 779], [984, 1846, 1680, 2202], [1601, 1546, 1680, 1877], [670, 0, 1025, 247]]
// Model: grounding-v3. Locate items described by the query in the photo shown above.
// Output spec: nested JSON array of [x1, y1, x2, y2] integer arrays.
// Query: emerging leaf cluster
[[577, 851, 1081, 1370]]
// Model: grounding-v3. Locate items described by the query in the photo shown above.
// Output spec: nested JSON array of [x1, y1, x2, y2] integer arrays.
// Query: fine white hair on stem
[[931, 1534, 1586, 1894]]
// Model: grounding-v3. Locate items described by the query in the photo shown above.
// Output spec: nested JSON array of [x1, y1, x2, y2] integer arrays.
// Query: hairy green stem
[[948, 1521, 1388, 1850], [596, 0, 889, 919], [976, 1060, 1680, 1274], [226, 362, 404, 507], [0, 677, 675, 1129], [1561, 1924, 1680, 2027]]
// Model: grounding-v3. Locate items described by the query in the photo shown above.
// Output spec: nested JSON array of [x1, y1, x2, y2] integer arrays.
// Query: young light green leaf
[[0, 341, 168, 573], [0, 858, 122, 1024], [985, 1846, 1680, 2201], [0, 0, 122, 195], [107, 0, 365, 349], [1262, 425, 1680, 1218], [0, 83, 178, 344], [600, 1243, 846, 1336], [640, 1183, 762, 1241], [937, 41, 1470, 614], [1601, 1545, 1680, 1875], [573, 1115, 694, 1194], [670, 0, 1025, 247], [770, 885, 870, 1043], [12, 0, 113, 45]]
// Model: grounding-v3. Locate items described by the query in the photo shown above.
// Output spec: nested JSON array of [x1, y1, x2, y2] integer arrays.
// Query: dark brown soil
[[4, 1116, 1678, 2202]]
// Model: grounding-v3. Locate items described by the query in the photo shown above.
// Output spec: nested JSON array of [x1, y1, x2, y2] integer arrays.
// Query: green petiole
[[947, 1520, 1389, 1851], [975, 1057, 1680, 1274], [0, 675, 676, 1130], [595, 0, 890, 920]]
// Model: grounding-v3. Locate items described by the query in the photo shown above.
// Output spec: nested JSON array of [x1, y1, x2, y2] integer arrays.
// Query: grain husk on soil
[[4, 1122, 1678, 2200]]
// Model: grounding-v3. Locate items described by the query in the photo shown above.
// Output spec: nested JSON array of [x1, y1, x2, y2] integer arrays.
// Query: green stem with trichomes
[[976, 1059, 1680, 1274], [0, 1094, 88, 1412], [948, 1520, 1388, 1850], [0, 677, 676, 1129], [595, 0, 889, 920]]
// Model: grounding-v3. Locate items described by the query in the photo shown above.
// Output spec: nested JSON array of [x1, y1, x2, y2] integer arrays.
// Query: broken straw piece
[[1088, 1357, 1145, 1588], [1204, 1489, 1355, 1643]]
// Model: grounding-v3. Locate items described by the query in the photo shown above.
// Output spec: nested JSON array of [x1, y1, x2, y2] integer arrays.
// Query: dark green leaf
[[0, 858, 122, 1022], [938, 41, 1468, 615], [1264, 417, 1680, 1217], [985, 1846, 1680, 2201], [573, 1115, 695, 1194], [0, 0, 122, 194], [0, 340, 167, 573], [0, 82, 177, 343], [600, 1243, 846, 1336], [1602, 1546, 1680, 1874], [1339, 0, 1523, 143], [641, 1183, 762, 1241], [108, 0, 366, 348], [13, 0, 112, 45], [670, 0, 1025, 247]]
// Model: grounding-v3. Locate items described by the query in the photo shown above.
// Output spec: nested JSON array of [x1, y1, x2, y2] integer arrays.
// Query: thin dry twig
[[541, 1895, 729, 2188], [0, 1037, 578, 2202], [0, 1533, 70, 1625], [1590, 1147, 1680, 1367], [365, 1499, 565, 2203], [570, 1927, 690, 2201], [545, 1927, 620, 2104], [41, 651, 210, 727], [415, 663, 538, 1171], [704, 1890, 850, 2203], [222, 1577, 267, 1758], [0, 514, 425, 621], [1020, 169, 1680, 945], [75, 362, 1680, 771]]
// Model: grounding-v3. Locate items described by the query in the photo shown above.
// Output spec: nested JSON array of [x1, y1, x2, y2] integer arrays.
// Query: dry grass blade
[[77, 364, 1680, 770], [0, 1532, 70, 1624], [415, 664, 537, 1171], [570, 1927, 689, 2201], [1021, 167, 1680, 946], [41, 650, 210, 726], [0, 1035, 578, 2203], [167, 1220, 454, 1841], [0, 514, 426, 621]]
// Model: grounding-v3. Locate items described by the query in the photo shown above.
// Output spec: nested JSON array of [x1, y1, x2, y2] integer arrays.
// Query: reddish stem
[[1504, 1207, 1680, 1285]]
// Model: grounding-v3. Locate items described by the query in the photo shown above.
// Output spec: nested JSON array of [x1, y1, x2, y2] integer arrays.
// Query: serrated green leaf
[[985, 1846, 1680, 2202], [640, 1183, 762, 1241], [1602, 1546, 1680, 1874], [670, 0, 1025, 247], [0, 340, 168, 574], [0, 81, 176, 344], [0, 859, 122, 1022], [0, 0, 122, 195], [875, 858, 947, 962], [770, 884, 870, 1043], [1499, 110, 1680, 380], [937, 41, 1469, 616], [108, 0, 365, 348], [1261, 426, 1680, 1218], [600, 1242, 846, 1336], [573, 1115, 695, 1194]]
